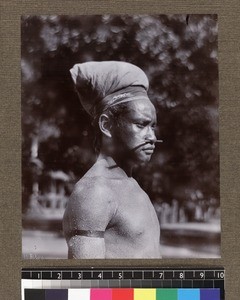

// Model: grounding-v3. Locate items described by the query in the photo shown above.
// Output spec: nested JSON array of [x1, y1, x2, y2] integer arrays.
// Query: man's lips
[[142, 145, 155, 153], [130, 142, 155, 152], [142, 144, 155, 150]]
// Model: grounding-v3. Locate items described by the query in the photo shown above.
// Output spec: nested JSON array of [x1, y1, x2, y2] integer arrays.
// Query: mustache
[[130, 141, 155, 152], [130, 139, 163, 152]]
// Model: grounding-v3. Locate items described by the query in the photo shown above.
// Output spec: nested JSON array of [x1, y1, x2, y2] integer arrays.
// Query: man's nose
[[145, 127, 157, 143]]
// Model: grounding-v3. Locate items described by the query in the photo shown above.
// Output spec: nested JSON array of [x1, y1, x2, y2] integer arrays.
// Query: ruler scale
[[22, 267, 225, 300]]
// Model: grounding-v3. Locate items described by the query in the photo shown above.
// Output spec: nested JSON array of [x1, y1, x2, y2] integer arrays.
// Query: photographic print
[[21, 14, 220, 259]]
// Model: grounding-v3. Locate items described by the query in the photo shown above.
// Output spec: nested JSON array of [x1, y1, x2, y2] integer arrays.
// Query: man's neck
[[97, 152, 134, 177]]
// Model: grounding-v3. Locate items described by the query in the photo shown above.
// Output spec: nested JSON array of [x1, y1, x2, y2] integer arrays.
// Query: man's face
[[112, 99, 157, 165]]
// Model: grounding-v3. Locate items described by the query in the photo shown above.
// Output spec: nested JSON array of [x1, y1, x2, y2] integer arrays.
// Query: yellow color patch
[[134, 288, 156, 300]]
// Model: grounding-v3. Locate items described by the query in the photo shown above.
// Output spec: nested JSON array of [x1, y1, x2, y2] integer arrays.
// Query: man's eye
[[136, 123, 144, 128], [151, 125, 156, 130]]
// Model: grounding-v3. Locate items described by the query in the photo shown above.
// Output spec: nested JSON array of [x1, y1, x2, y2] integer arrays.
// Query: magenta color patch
[[90, 288, 112, 300]]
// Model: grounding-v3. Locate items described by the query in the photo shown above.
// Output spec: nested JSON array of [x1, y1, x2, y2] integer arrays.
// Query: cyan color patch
[[178, 288, 200, 300]]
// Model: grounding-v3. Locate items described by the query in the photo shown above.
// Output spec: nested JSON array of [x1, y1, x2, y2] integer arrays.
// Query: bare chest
[[109, 179, 160, 240]]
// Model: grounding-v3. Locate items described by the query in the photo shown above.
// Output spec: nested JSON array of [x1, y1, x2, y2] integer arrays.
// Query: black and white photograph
[[21, 14, 220, 259]]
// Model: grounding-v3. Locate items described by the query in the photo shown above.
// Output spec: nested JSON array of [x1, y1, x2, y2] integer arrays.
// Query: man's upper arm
[[63, 179, 116, 258]]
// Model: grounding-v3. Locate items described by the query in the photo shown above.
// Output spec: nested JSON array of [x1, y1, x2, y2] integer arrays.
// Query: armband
[[70, 229, 105, 238]]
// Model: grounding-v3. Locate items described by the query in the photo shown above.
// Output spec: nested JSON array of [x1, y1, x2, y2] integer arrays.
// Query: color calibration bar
[[24, 288, 221, 300], [22, 268, 224, 300]]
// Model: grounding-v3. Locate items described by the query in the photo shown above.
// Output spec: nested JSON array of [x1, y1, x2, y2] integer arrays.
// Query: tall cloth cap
[[70, 61, 150, 117]]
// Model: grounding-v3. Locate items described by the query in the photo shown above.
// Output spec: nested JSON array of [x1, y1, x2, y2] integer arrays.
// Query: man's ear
[[99, 114, 112, 138]]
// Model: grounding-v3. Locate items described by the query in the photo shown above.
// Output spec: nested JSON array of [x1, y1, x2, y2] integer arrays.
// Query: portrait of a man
[[63, 61, 161, 258], [22, 14, 220, 259]]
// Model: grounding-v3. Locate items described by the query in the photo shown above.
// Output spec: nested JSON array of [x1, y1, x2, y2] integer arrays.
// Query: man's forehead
[[125, 100, 156, 120]]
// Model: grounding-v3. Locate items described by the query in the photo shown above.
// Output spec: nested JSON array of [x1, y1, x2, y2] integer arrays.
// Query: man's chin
[[118, 150, 152, 166], [135, 154, 152, 165]]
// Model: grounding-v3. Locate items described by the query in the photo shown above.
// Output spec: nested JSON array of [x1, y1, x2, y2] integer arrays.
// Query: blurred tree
[[21, 15, 219, 213]]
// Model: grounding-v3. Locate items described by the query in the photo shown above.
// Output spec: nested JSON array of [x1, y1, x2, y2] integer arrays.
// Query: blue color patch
[[178, 288, 200, 300], [200, 288, 220, 300], [45, 289, 68, 300]]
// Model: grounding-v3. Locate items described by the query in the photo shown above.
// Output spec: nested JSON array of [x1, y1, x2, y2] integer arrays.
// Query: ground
[[22, 222, 220, 259]]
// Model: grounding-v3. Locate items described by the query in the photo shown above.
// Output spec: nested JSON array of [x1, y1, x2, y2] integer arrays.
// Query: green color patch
[[156, 289, 178, 300]]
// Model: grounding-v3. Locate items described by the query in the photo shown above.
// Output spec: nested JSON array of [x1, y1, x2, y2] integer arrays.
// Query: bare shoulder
[[63, 176, 117, 234], [71, 176, 116, 207]]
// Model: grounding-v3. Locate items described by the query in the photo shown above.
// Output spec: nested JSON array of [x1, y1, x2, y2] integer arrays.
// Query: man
[[63, 61, 161, 258]]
